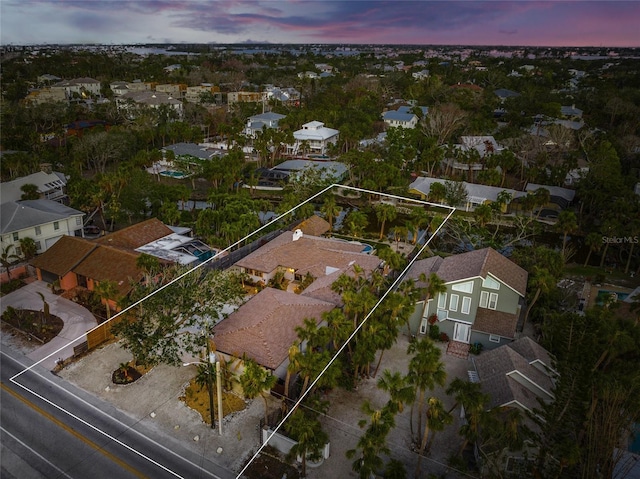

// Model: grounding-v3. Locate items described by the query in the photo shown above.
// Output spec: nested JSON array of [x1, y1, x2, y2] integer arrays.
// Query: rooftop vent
[[292, 229, 303, 241]]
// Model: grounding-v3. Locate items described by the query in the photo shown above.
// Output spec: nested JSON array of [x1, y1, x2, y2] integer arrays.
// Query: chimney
[[40, 163, 52, 174]]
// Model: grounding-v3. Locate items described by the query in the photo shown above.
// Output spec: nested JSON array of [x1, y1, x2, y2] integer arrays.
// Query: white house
[[292, 121, 339, 155], [51, 77, 101, 99], [382, 105, 428, 129], [1, 199, 85, 255], [0, 169, 68, 204]]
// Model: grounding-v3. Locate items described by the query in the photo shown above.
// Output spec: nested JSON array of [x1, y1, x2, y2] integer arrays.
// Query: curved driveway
[[1, 281, 98, 370]]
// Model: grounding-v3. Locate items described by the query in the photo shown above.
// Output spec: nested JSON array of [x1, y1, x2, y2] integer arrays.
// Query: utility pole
[[205, 337, 215, 430], [216, 360, 223, 435]]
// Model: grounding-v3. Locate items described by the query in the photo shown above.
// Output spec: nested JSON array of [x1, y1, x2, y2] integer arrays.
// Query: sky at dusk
[[1, 1, 639, 47]]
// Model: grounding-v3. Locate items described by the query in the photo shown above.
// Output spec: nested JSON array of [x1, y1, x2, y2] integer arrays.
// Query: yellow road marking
[[1, 382, 148, 479]]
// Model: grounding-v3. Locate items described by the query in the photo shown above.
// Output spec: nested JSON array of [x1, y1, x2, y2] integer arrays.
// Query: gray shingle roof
[[415, 248, 527, 296], [474, 338, 554, 412], [1, 200, 83, 234]]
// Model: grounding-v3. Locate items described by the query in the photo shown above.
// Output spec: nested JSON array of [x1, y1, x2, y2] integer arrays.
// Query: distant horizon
[[1, 1, 638, 48], [5, 42, 639, 50]]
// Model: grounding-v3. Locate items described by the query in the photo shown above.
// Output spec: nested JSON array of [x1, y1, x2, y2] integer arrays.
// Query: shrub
[[1, 278, 24, 295], [428, 323, 440, 340], [469, 342, 484, 355], [439, 332, 450, 342], [427, 314, 438, 325]]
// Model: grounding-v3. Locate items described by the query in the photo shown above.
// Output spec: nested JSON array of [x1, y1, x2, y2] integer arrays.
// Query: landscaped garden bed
[[1, 306, 63, 343]]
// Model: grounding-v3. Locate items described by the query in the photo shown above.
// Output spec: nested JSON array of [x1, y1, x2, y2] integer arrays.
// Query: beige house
[[51, 77, 101, 99]]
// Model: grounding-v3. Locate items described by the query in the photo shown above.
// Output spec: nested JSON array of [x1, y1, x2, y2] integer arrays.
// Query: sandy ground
[[49, 335, 475, 479], [56, 340, 266, 474], [2, 282, 480, 478]]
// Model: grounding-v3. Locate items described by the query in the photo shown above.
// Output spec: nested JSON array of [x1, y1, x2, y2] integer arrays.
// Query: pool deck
[[586, 283, 634, 308]]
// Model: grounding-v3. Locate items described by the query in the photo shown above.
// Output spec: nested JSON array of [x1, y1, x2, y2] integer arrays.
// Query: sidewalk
[[0, 281, 98, 370]]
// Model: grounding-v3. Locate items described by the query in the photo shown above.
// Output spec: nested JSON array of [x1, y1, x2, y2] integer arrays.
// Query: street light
[[183, 345, 223, 435]]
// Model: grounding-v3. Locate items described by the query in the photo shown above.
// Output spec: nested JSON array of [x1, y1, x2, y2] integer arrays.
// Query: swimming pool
[[361, 244, 374, 254], [596, 289, 630, 305], [160, 170, 187, 179]]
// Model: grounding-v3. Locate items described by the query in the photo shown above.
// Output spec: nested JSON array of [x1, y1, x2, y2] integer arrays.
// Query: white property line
[[236, 187, 456, 478], [9, 184, 456, 479]]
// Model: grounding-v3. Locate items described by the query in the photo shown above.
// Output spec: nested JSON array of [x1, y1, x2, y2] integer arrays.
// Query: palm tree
[[407, 337, 447, 443], [239, 358, 277, 425], [283, 343, 301, 402], [347, 402, 395, 479], [20, 183, 40, 200], [416, 397, 452, 476], [428, 182, 446, 204], [419, 273, 447, 335], [93, 280, 119, 320], [474, 204, 493, 228], [320, 195, 341, 233], [522, 266, 556, 331], [35, 291, 50, 331], [556, 210, 578, 260], [285, 406, 328, 478], [375, 203, 397, 240], [136, 253, 161, 286], [18, 237, 37, 261], [344, 209, 369, 238], [446, 378, 489, 455], [1, 245, 19, 280], [377, 370, 415, 415], [324, 308, 353, 353]]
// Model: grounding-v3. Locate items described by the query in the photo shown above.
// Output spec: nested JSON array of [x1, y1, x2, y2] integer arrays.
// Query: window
[[489, 293, 498, 310], [437, 293, 447, 309], [480, 291, 489, 308], [35, 241, 41, 251], [76, 217, 82, 226], [13, 232, 19, 241], [419, 318, 428, 335], [461, 296, 472, 314], [35, 226, 42, 236], [452, 281, 474, 293], [53, 221, 60, 230], [489, 334, 501, 343], [15, 246, 22, 256], [483, 276, 501, 290], [449, 294, 459, 312]]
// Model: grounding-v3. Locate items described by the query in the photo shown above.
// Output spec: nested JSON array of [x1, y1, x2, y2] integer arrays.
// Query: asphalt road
[[0, 347, 236, 479]]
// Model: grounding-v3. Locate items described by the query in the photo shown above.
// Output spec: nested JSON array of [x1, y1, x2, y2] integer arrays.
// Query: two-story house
[[50, 77, 101, 99], [245, 112, 286, 138], [382, 105, 428, 129], [0, 167, 68, 204], [291, 121, 339, 155], [1, 199, 85, 256], [406, 248, 528, 353]]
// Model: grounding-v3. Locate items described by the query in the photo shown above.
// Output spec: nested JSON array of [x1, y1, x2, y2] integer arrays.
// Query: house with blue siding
[[405, 248, 528, 354]]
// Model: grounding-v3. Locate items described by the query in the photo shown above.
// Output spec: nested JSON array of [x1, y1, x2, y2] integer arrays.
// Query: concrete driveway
[[1, 281, 98, 370]]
